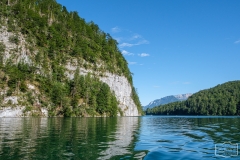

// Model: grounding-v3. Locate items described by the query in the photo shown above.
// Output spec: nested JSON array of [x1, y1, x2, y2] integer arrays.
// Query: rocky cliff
[[0, 23, 140, 117], [65, 60, 139, 116]]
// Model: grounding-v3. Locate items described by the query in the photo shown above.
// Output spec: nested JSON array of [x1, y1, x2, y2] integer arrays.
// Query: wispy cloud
[[138, 40, 149, 45], [234, 39, 240, 44], [111, 27, 149, 48], [128, 61, 137, 65], [119, 40, 149, 48], [138, 53, 150, 57], [153, 85, 160, 88], [119, 43, 135, 48], [130, 34, 142, 40], [121, 50, 134, 56], [183, 82, 191, 85], [111, 26, 121, 33]]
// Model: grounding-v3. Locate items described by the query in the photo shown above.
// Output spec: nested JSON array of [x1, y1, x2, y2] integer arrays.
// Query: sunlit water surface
[[0, 116, 240, 159]]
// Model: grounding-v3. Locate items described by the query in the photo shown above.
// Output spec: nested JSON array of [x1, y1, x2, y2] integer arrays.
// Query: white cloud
[[121, 50, 134, 56], [119, 40, 149, 48], [234, 39, 240, 44], [130, 34, 141, 40], [119, 43, 135, 48], [112, 28, 149, 48], [183, 82, 191, 85], [111, 26, 121, 33], [138, 53, 150, 57], [133, 40, 149, 47], [138, 40, 149, 45], [153, 85, 160, 88], [128, 61, 137, 65]]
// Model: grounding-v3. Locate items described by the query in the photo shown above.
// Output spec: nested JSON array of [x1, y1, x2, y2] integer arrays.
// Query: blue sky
[[56, 0, 240, 106]]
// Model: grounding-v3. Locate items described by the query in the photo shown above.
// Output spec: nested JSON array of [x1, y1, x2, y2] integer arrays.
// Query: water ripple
[[0, 116, 240, 159]]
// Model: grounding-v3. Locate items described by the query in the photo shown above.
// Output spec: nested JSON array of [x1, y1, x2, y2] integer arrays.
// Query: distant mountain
[[146, 81, 240, 116], [143, 93, 192, 110]]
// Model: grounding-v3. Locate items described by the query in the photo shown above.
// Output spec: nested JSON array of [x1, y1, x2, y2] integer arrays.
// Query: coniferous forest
[[0, 0, 142, 116], [146, 81, 240, 116]]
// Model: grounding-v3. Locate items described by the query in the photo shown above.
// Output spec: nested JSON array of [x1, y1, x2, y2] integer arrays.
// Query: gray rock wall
[[0, 26, 139, 117], [65, 61, 139, 116], [0, 26, 33, 65]]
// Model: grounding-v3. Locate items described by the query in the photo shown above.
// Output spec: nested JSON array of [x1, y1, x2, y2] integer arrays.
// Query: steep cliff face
[[65, 60, 139, 116], [0, 26, 33, 65], [0, 26, 44, 117], [0, 0, 142, 117], [0, 25, 140, 117], [65, 61, 140, 116], [99, 73, 139, 116]]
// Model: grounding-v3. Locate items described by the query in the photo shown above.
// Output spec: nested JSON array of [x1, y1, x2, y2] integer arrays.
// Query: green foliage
[[1, 0, 133, 79], [4, 63, 34, 93], [96, 83, 112, 115], [26, 92, 34, 105], [19, 81, 27, 92], [0, 42, 5, 53], [23, 106, 33, 113], [8, 35, 19, 44], [69, 73, 118, 117], [32, 70, 119, 117], [50, 82, 67, 108], [0, 42, 5, 65], [131, 87, 143, 115], [0, 0, 142, 116], [146, 81, 240, 116]]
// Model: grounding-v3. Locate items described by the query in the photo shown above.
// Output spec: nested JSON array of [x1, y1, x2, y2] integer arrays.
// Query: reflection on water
[[98, 117, 141, 160], [0, 118, 48, 160], [0, 117, 140, 160], [0, 116, 240, 159]]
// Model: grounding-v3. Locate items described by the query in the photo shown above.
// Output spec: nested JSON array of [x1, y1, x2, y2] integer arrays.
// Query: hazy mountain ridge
[[143, 93, 192, 110], [146, 81, 240, 115]]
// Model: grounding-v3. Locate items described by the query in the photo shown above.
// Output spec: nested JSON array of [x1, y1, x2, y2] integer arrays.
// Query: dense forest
[[0, 0, 142, 116], [146, 81, 240, 116]]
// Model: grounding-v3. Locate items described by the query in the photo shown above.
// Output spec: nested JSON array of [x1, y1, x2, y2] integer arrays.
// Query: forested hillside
[[0, 0, 142, 116], [146, 81, 240, 115], [1, 0, 131, 78]]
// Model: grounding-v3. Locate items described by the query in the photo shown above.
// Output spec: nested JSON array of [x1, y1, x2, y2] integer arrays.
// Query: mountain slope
[[143, 94, 192, 110], [0, 0, 142, 117], [146, 81, 240, 115]]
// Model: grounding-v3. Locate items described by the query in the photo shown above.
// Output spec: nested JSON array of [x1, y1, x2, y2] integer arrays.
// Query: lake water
[[0, 116, 240, 159]]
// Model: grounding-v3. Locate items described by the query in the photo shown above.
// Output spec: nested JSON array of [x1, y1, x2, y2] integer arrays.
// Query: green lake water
[[0, 116, 240, 159]]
